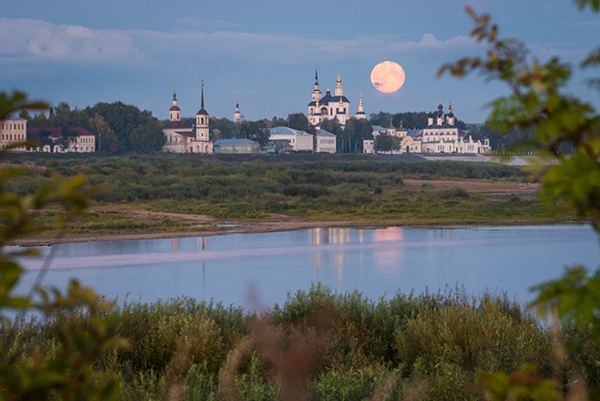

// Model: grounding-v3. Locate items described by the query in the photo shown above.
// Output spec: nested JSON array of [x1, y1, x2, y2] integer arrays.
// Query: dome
[[169, 105, 181, 111]]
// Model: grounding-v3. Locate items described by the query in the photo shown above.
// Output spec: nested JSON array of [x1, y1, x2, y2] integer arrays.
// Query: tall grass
[[3, 285, 595, 400]]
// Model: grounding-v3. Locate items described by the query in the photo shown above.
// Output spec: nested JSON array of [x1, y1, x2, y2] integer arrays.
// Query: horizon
[[2, 0, 600, 123]]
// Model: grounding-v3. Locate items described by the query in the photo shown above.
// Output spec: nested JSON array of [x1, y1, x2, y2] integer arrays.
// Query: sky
[[1, 0, 599, 123]]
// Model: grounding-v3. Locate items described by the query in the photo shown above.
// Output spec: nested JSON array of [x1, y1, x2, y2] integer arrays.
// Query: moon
[[371, 61, 406, 93]]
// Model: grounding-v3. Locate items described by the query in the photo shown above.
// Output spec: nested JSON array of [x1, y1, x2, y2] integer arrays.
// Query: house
[[315, 129, 336, 153], [27, 127, 96, 153], [213, 139, 260, 154], [0, 115, 27, 152], [268, 127, 314, 152]]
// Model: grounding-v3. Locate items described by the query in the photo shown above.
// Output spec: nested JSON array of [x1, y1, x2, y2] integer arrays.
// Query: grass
[[4, 153, 576, 237], [4, 285, 596, 400]]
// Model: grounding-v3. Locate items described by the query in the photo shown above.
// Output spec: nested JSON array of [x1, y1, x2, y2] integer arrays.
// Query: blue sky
[[1, 0, 599, 123]]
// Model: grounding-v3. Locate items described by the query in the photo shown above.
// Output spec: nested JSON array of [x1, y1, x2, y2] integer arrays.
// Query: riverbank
[[14, 214, 576, 246]]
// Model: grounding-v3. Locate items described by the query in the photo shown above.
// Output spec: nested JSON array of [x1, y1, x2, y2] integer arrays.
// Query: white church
[[307, 69, 366, 127], [162, 83, 213, 154]]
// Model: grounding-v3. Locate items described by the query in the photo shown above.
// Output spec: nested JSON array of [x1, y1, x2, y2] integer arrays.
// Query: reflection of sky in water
[[15, 225, 600, 308]]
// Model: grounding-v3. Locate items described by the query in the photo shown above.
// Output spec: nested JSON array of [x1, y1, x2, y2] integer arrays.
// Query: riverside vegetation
[[4, 153, 566, 238]]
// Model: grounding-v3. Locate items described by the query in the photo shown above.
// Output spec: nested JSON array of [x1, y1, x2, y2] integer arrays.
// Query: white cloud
[[0, 18, 138, 62], [563, 21, 600, 26], [0, 18, 478, 67]]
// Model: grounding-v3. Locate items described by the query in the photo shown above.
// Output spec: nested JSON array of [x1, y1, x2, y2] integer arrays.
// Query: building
[[267, 139, 293, 154], [417, 101, 490, 154], [268, 126, 314, 152], [315, 129, 336, 153], [233, 102, 244, 123], [213, 139, 260, 154], [363, 101, 491, 154], [0, 115, 27, 152], [363, 122, 408, 154], [27, 127, 96, 153], [307, 68, 364, 127], [162, 83, 213, 154]]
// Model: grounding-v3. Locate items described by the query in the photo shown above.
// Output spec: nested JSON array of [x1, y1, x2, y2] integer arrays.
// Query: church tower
[[312, 66, 322, 102], [196, 81, 209, 141], [169, 86, 181, 122], [233, 102, 242, 123], [355, 94, 366, 120], [334, 71, 343, 96]]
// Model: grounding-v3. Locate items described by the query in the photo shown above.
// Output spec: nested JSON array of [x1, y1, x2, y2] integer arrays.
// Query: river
[[16, 224, 600, 308]]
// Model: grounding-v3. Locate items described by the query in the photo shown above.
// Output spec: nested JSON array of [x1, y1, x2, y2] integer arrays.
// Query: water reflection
[[14, 225, 600, 308], [373, 227, 403, 242]]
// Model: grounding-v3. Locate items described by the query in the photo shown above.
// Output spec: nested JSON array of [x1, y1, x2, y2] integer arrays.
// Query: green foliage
[[0, 91, 130, 401], [370, 111, 468, 130], [440, 2, 600, 399], [374, 134, 400, 152], [129, 118, 166, 153]]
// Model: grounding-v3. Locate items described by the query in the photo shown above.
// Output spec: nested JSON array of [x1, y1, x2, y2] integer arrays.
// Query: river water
[[16, 225, 600, 307]]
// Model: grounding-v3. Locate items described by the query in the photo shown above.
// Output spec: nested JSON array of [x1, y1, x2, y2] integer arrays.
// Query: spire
[[201, 81, 205, 110], [315, 62, 319, 85], [173, 85, 177, 101], [335, 70, 343, 96]]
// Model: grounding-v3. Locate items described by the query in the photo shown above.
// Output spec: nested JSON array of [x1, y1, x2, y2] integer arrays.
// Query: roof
[[175, 131, 195, 137], [27, 127, 95, 138], [4, 114, 24, 121], [197, 108, 209, 116], [371, 125, 386, 132], [316, 129, 335, 137], [269, 127, 309, 136], [169, 106, 181, 111], [355, 111, 366, 115], [163, 120, 190, 129], [214, 139, 258, 146]]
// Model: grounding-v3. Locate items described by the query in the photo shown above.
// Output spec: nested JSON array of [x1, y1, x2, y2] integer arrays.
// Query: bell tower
[[196, 81, 209, 141], [169, 85, 181, 122]]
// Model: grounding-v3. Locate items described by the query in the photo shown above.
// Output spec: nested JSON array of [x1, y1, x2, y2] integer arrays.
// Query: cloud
[[0, 18, 138, 62], [176, 17, 241, 28], [0, 18, 477, 66], [563, 20, 600, 26]]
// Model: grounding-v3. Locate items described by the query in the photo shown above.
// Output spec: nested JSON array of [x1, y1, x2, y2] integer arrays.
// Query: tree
[[18, 109, 30, 120], [86, 101, 155, 151], [129, 119, 166, 153], [238, 120, 270, 145], [287, 113, 309, 131], [440, 2, 600, 398], [374, 133, 399, 152]]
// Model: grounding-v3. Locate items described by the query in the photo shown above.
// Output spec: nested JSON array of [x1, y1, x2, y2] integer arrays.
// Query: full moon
[[371, 61, 406, 93]]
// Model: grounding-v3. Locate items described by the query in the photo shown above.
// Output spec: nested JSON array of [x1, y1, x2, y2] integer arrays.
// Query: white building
[[307, 69, 364, 127], [233, 102, 244, 123], [27, 127, 96, 153], [417, 101, 490, 154], [315, 129, 336, 153], [162, 83, 213, 154], [0, 115, 26, 152], [268, 126, 314, 152], [363, 102, 491, 155]]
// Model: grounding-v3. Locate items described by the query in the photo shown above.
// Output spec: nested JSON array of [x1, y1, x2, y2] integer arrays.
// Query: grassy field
[[4, 285, 597, 401], [4, 153, 575, 238]]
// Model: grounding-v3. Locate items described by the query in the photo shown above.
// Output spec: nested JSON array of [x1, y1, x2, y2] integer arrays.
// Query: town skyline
[[1, 0, 600, 122]]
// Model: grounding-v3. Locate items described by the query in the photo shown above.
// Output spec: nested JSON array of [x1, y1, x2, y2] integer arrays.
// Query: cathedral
[[162, 83, 213, 154], [307, 69, 366, 127]]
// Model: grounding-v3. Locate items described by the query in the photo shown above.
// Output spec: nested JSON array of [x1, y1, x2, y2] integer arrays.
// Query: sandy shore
[[13, 217, 574, 247]]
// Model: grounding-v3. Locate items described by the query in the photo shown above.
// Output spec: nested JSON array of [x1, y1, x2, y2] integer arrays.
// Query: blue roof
[[5, 113, 24, 121], [371, 125, 386, 132], [214, 139, 258, 146], [269, 127, 308, 136], [316, 129, 335, 137]]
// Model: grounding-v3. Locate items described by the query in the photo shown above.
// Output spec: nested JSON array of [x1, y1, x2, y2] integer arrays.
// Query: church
[[162, 83, 213, 154], [307, 69, 366, 127]]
